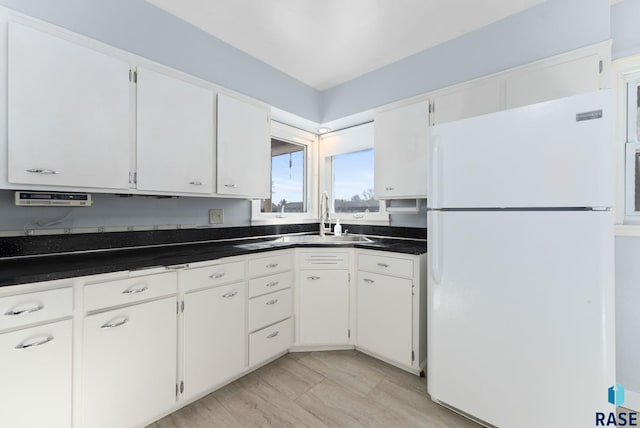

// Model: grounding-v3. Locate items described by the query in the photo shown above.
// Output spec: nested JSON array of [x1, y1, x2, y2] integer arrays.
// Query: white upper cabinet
[[136, 66, 214, 194], [216, 93, 270, 198], [7, 22, 130, 189], [505, 53, 603, 109], [374, 100, 429, 199], [432, 78, 502, 126]]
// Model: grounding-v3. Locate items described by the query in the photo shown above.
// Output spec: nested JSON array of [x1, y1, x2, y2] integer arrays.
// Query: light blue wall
[[0, 0, 322, 122], [612, 0, 640, 59], [321, 0, 611, 121]]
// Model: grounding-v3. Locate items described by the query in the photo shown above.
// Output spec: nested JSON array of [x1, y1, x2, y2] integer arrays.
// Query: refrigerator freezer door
[[428, 90, 613, 209], [427, 210, 615, 428]]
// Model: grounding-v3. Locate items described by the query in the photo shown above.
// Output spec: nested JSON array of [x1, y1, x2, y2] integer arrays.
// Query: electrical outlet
[[209, 209, 224, 225]]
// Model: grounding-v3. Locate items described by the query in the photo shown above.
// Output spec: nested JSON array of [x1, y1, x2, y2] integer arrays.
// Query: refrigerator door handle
[[429, 135, 442, 208], [430, 211, 443, 285]]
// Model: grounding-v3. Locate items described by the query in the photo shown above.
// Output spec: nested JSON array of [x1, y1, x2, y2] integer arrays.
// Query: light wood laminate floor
[[148, 350, 482, 428]]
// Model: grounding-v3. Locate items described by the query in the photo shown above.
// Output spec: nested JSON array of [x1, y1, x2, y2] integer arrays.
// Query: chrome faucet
[[319, 191, 330, 237]]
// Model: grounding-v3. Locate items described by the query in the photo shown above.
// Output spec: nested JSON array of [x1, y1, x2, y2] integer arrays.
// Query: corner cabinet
[[136, 66, 214, 194], [296, 250, 351, 346], [356, 250, 427, 373], [7, 21, 130, 190], [374, 100, 429, 199], [216, 93, 271, 198]]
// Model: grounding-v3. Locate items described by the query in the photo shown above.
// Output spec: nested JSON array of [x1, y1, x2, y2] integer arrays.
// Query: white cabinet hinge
[[176, 301, 179, 314], [175, 383, 178, 398], [129, 69, 137, 83], [180, 381, 184, 394], [133, 172, 137, 184], [411, 350, 415, 362], [412, 283, 416, 296], [181, 300, 185, 313], [348, 272, 351, 283], [348, 329, 351, 339], [599, 60, 603, 74]]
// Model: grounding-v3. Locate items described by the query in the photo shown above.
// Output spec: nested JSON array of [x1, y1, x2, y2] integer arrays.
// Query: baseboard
[[289, 344, 355, 352]]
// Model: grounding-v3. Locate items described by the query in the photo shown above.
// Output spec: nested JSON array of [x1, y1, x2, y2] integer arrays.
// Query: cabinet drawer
[[84, 272, 176, 312], [248, 288, 292, 332], [300, 251, 350, 270], [248, 252, 293, 277], [358, 253, 413, 278], [248, 271, 292, 298], [181, 261, 245, 292], [0, 287, 72, 331], [249, 317, 292, 367]]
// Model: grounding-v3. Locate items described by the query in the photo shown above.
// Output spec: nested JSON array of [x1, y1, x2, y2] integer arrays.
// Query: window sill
[[615, 224, 640, 237]]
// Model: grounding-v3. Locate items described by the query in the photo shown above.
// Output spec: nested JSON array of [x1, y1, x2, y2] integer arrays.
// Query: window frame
[[319, 123, 389, 226], [624, 75, 640, 220], [251, 121, 318, 225]]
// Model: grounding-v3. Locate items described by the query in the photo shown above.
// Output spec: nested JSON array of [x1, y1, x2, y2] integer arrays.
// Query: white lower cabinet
[[82, 296, 177, 428], [298, 269, 350, 345], [249, 318, 293, 366], [356, 251, 427, 372], [0, 319, 72, 428], [357, 271, 413, 366], [182, 281, 246, 401]]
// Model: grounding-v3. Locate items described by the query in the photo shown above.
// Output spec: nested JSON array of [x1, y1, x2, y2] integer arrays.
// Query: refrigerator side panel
[[427, 90, 613, 209], [427, 210, 615, 428]]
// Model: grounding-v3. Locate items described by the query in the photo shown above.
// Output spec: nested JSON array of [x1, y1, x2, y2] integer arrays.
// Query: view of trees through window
[[261, 139, 305, 213], [332, 148, 379, 213]]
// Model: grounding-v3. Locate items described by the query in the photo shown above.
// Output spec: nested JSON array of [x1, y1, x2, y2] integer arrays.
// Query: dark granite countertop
[[0, 235, 426, 287]]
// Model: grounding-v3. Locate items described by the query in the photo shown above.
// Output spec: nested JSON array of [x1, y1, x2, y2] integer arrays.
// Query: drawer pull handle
[[266, 281, 279, 288], [377, 263, 390, 268], [222, 291, 238, 298], [307, 276, 320, 280], [209, 271, 226, 279], [266, 331, 279, 339], [385, 186, 395, 191], [101, 318, 129, 329], [5, 304, 44, 316], [266, 299, 279, 306], [27, 168, 58, 175], [122, 285, 148, 294], [224, 184, 237, 188], [189, 180, 204, 185], [266, 263, 278, 268], [363, 278, 375, 284], [15, 335, 54, 350]]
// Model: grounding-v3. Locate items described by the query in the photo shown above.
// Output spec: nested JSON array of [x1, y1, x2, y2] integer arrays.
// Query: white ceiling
[[146, 0, 545, 91]]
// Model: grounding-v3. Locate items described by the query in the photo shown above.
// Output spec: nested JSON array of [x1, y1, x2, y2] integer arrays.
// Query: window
[[261, 139, 306, 213], [332, 149, 379, 213], [251, 122, 316, 224], [320, 123, 388, 224]]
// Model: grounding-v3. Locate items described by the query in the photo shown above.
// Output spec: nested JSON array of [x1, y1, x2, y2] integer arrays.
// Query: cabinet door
[[136, 67, 214, 194], [374, 101, 429, 199], [432, 78, 502, 125], [216, 93, 270, 198], [0, 320, 72, 428], [298, 270, 349, 345], [8, 22, 130, 189], [505, 53, 602, 109], [82, 297, 177, 428], [183, 282, 246, 401], [357, 271, 413, 366]]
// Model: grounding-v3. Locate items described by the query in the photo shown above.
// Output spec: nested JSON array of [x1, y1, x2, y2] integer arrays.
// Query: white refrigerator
[[427, 90, 616, 427]]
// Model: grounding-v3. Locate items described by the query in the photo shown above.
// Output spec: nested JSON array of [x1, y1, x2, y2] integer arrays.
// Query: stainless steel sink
[[272, 235, 373, 244]]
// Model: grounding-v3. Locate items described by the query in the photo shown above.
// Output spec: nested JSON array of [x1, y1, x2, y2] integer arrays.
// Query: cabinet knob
[[15, 335, 54, 350], [266, 299, 279, 306], [209, 271, 225, 279], [266, 281, 279, 288], [363, 278, 375, 284], [189, 180, 204, 185], [266, 331, 279, 339], [377, 263, 390, 268], [307, 276, 320, 280], [224, 184, 237, 188], [385, 186, 394, 191], [266, 263, 278, 269], [222, 291, 238, 298], [27, 168, 58, 175]]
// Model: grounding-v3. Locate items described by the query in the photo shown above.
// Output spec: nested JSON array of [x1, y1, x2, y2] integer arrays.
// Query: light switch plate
[[209, 209, 224, 225]]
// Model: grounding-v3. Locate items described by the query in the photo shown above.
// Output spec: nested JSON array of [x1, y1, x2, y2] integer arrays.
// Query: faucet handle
[[344, 229, 349, 236]]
